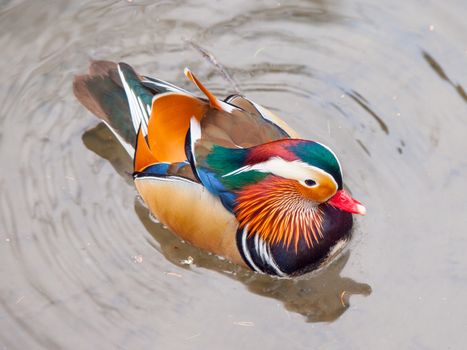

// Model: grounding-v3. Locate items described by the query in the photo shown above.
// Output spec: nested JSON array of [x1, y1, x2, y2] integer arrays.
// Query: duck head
[[201, 138, 365, 254], [232, 139, 365, 213]]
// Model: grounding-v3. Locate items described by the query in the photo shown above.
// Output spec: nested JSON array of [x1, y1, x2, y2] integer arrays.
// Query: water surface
[[1, 0, 466, 349]]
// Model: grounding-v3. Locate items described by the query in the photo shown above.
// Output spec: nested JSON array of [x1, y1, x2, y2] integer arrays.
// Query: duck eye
[[304, 179, 316, 187]]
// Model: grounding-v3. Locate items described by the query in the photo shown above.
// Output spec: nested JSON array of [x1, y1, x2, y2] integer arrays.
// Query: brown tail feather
[[73, 60, 136, 146], [73, 60, 119, 122]]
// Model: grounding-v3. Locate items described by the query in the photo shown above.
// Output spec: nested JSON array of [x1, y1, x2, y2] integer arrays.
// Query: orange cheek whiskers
[[235, 177, 324, 251]]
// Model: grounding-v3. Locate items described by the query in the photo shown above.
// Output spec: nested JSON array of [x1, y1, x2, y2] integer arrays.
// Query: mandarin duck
[[73, 61, 365, 277]]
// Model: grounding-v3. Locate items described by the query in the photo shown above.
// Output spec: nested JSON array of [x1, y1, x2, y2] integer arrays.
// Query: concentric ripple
[[1, 0, 467, 349]]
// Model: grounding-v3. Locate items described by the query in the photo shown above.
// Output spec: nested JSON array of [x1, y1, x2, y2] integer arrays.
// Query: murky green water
[[1, 0, 466, 349]]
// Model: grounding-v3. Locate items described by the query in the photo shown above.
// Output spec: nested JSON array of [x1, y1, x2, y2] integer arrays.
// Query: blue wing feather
[[196, 167, 237, 212]]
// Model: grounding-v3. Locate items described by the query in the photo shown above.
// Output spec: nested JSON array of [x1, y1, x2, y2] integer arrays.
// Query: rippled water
[[1, 0, 466, 349]]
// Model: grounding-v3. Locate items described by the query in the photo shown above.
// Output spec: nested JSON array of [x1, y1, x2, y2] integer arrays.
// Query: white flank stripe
[[136, 96, 149, 135], [258, 237, 267, 263], [247, 228, 286, 277], [189, 117, 201, 165], [265, 244, 286, 277], [117, 64, 149, 136], [252, 234, 286, 277], [241, 225, 262, 273], [253, 234, 263, 263]]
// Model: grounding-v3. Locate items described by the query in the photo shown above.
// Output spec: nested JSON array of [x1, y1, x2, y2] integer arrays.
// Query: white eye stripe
[[222, 156, 338, 189]]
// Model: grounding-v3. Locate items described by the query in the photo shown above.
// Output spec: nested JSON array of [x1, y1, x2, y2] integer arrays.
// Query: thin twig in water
[[185, 39, 242, 94]]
